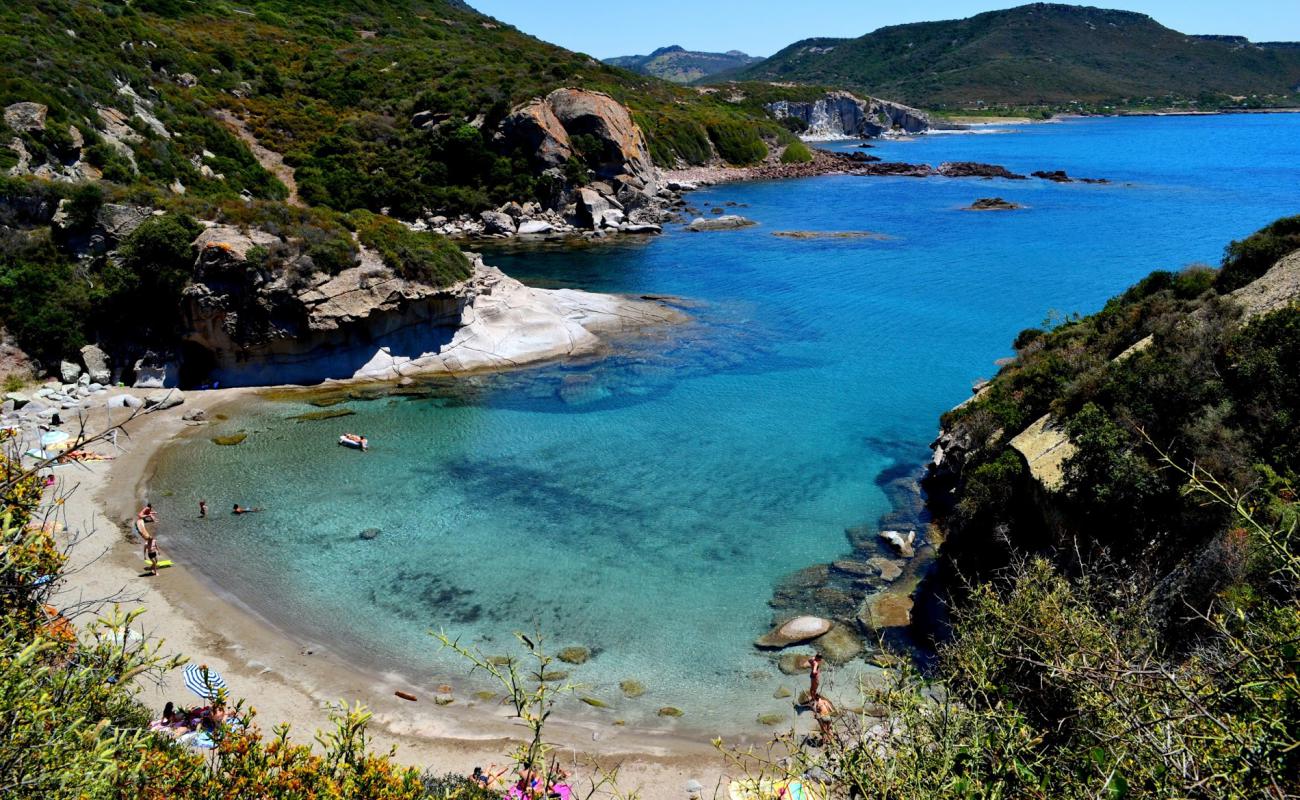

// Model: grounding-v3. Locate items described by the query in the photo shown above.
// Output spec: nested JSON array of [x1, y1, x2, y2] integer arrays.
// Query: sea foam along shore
[[50, 390, 741, 799]]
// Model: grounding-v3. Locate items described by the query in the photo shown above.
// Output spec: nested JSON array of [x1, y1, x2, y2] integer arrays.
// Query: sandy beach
[[49, 387, 801, 799]]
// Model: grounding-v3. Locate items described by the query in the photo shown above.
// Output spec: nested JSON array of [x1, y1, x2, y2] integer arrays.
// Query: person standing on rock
[[809, 653, 824, 699]]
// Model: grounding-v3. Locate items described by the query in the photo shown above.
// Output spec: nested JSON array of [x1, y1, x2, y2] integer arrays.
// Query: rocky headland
[[180, 226, 686, 387]]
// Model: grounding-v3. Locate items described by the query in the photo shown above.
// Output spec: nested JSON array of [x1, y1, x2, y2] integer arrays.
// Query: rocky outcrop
[[939, 162, 1027, 180], [4, 102, 47, 132], [180, 226, 684, 387], [500, 88, 658, 195], [966, 197, 1024, 211], [348, 261, 684, 380], [1008, 415, 1076, 492], [765, 91, 935, 139]]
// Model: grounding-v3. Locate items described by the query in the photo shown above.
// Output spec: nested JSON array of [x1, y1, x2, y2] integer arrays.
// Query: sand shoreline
[[50, 387, 793, 798]]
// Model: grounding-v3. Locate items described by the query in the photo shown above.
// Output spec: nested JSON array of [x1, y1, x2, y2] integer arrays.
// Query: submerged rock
[[657, 706, 683, 717], [777, 652, 814, 675], [755, 615, 832, 649], [359, 527, 381, 540], [557, 646, 590, 665], [858, 592, 914, 631], [619, 679, 646, 698], [868, 557, 905, 582], [812, 624, 864, 664]]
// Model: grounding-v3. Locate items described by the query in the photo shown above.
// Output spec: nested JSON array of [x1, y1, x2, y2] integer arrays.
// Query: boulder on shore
[[59, 360, 82, 384], [144, 390, 185, 410], [80, 344, 112, 384], [880, 529, 916, 558], [516, 219, 555, 235], [755, 615, 832, 649], [479, 210, 516, 236]]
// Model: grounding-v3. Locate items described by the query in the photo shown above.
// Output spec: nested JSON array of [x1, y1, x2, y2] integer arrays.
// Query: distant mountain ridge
[[604, 45, 762, 84], [715, 3, 1300, 108]]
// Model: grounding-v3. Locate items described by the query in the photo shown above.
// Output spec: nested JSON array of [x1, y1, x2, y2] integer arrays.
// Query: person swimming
[[232, 504, 263, 514]]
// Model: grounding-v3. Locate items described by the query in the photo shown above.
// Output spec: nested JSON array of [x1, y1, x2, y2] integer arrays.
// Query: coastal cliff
[[765, 91, 937, 138]]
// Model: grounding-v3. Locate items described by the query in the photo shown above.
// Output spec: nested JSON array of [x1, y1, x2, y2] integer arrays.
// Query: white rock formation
[[350, 263, 683, 380]]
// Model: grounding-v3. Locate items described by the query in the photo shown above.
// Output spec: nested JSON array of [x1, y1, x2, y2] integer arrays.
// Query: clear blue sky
[[468, 1, 1300, 59]]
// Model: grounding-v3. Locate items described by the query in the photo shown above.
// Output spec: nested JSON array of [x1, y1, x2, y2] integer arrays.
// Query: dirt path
[[213, 109, 302, 206]]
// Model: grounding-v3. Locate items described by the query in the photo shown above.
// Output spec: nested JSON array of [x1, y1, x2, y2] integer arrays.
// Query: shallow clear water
[[151, 115, 1300, 732]]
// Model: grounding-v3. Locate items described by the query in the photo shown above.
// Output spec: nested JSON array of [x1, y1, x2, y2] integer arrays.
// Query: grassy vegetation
[[779, 140, 814, 164], [720, 4, 1300, 111], [352, 210, 472, 286], [1, 0, 793, 214]]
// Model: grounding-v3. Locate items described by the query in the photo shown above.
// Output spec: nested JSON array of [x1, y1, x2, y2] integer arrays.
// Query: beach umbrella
[[183, 664, 228, 700]]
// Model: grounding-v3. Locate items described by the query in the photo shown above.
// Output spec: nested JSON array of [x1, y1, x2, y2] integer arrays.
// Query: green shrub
[[779, 140, 813, 164], [95, 213, 202, 345], [352, 211, 472, 287], [637, 112, 713, 167], [1215, 214, 1300, 292], [1224, 306, 1300, 475], [706, 118, 767, 165], [0, 229, 89, 366]]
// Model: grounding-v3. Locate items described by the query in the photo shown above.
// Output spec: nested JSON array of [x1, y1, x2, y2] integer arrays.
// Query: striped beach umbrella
[[183, 664, 228, 700]]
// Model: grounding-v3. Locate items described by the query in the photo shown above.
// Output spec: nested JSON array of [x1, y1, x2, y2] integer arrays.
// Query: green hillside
[[720, 3, 1300, 109], [604, 45, 762, 84], [0, 0, 787, 217]]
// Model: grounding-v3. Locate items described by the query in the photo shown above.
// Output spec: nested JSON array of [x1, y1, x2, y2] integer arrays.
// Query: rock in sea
[[857, 592, 915, 631], [812, 624, 863, 664], [755, 615, 832, 649], [687, 215, 756, 232], [777, 652, 814, 675], [965, 197, 1023, 211], [557, 646, 590, 665]]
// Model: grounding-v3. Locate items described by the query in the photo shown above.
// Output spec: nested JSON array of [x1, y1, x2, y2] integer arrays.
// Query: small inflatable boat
[[339, 434, 368, 450]]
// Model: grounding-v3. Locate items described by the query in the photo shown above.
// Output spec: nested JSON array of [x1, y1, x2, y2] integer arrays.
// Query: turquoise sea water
[[151, 115, 1300, 732]]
